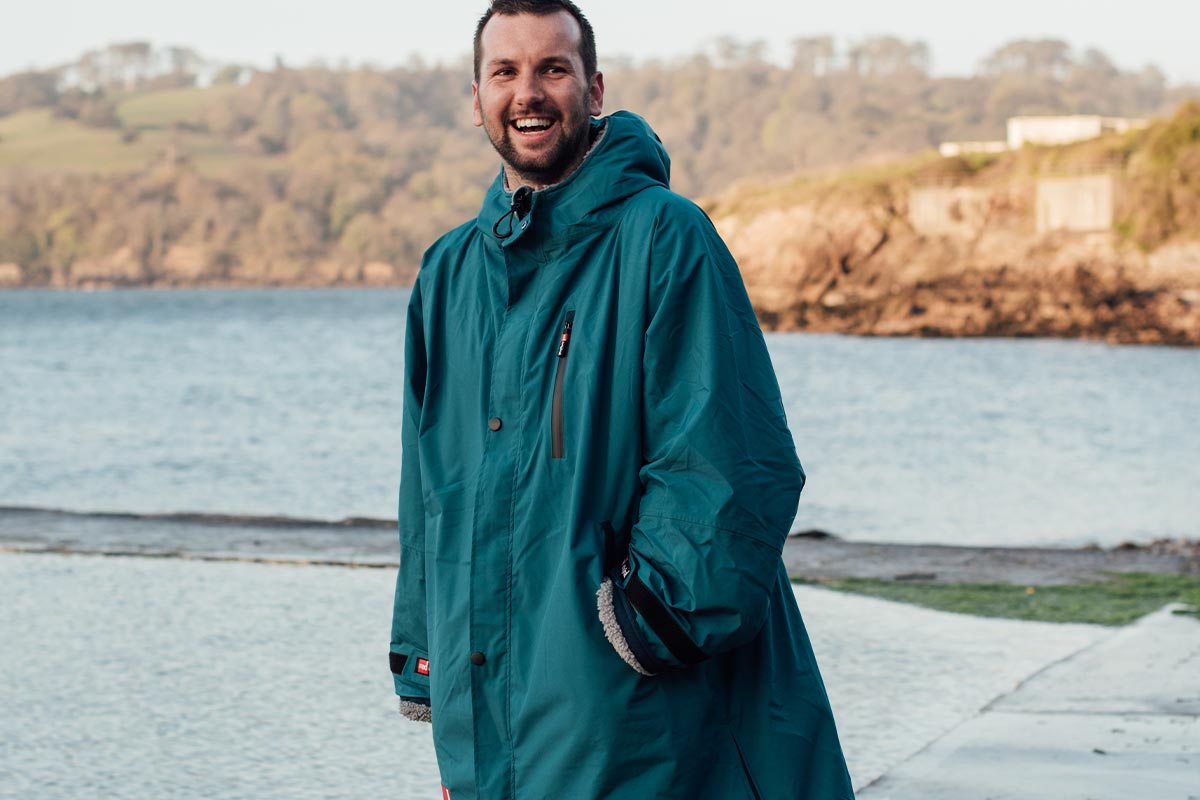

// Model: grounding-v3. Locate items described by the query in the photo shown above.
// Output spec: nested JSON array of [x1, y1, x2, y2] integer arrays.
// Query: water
[[2, 288, 1197, 547], [770, 334, 1200, 545], [1, 289, 405, 524], [0, 553, 1108, 796]]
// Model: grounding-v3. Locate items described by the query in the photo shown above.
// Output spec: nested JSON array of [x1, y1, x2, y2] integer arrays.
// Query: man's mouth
[[512, 117, 556, 135]]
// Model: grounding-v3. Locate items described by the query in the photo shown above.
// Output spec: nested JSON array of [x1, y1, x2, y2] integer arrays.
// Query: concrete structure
[[1008, 115, 1148, 150], [909, 186, 991, 237], [859, 604, 1200, 800], [1036, 174, 1114, 233]]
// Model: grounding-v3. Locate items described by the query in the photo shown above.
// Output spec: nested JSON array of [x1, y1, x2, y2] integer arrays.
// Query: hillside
[[705, 103, 1200, 345], [1, 42, 1199, 344], [1, 39, 1197, 292]]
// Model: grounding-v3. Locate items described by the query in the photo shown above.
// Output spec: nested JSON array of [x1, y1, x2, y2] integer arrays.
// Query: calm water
[[2, 288, 1197, 547]]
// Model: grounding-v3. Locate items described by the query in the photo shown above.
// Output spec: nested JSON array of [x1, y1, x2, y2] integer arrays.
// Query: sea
[[2, 288, 1196, 548], [0, 287, 1189, 797]]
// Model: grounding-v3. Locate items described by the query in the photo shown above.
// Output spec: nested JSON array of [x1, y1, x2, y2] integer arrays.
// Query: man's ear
[[472, 82, 483, 128], [587, 71, 604, 117]]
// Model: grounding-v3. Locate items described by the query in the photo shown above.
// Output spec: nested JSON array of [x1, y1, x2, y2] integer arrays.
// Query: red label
[[416, 658, 430, 676], [441, 786, 451, 800]]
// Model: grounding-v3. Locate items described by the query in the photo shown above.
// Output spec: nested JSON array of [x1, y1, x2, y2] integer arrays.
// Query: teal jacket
[[391, 111, 853, 800]]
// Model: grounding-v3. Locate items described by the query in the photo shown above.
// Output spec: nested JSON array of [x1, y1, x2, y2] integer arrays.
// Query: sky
[[4, 0, 1199, 83]]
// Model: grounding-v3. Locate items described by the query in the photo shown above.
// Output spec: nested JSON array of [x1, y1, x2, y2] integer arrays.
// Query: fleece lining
[[398, 698, 432, 723], [596, 578, 654, 676]]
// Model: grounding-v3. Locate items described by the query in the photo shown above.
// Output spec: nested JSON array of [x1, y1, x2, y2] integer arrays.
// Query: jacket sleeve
[[390, 275, 433, 721], [598, 203, 805, 675]]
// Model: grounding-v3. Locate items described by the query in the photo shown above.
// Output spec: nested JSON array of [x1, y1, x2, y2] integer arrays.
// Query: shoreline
[[782, 534, 1200, 586], [2, 506, 1194, 584], [4, 537, 1195, 583], [3, 284, 1198, 347]]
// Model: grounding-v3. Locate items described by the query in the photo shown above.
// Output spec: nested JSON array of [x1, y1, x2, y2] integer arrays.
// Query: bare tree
[[790, 36, 836, 76]]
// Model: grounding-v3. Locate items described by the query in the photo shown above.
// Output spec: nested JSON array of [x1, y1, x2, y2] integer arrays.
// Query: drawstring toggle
[[493, 186, 533, 239]]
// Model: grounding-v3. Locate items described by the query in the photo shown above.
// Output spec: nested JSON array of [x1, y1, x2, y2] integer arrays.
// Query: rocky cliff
[[712, 190, 1200, 346], [707, 105, 1200, 346]]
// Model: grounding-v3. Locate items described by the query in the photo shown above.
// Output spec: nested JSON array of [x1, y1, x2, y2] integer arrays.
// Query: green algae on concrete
[[796, 572, 1200, 626]]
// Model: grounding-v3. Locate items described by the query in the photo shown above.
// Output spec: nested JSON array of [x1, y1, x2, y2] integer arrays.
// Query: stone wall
[[1036, 175, 1114, 233]]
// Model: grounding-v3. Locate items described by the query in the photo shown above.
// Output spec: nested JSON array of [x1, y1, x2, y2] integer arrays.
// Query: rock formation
[[712, 183, 1200, 345]]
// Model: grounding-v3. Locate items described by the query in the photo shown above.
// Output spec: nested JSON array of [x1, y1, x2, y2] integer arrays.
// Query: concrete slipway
[[0, 550, 1194, 798], [858, 604, 1200, 800]]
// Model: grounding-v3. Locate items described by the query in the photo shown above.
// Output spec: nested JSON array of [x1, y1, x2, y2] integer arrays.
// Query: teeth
[[514, 118, 553, 130]]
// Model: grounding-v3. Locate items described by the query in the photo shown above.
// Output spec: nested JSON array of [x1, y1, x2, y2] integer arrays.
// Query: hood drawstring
[[493, 185, 533, 239]]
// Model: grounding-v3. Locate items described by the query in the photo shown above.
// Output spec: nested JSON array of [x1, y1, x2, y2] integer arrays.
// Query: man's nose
[[513, 72, 546, 107]]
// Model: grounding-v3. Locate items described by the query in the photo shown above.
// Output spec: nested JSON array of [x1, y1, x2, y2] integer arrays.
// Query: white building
[[1007, 116, 1148, 150], [939, 115, 1149, 159]]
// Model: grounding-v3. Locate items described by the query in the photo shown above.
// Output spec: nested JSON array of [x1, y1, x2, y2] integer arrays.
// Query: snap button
[[470, 651, 487, 666], [488, 417, 502, 431]]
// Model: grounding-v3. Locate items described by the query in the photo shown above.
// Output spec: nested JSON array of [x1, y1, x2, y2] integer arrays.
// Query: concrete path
[[858, 604, 1200, 800]]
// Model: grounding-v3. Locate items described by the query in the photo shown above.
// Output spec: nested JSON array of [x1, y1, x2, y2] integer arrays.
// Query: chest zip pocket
[[551, 310, 575, 459]]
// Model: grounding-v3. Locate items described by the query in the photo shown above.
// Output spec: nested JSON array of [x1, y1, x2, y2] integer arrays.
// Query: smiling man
[[389, 2, 854, 798], [471, 8, 602, 188]]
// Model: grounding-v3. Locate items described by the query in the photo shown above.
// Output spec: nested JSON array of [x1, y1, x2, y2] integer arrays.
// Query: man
[[389, 2, 854, 798]]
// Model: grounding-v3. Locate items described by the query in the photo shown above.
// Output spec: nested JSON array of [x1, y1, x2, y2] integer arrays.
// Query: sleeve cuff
[[390, 646, 432, 699], [398, 697, 432, 723], [597, 577, 670, 675]]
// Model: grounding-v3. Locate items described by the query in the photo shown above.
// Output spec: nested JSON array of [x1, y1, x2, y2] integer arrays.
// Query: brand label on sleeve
[[416, 658, 430, 676]]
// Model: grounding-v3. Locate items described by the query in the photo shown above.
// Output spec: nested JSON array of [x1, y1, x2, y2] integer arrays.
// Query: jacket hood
[[474, 110, 671, 246]]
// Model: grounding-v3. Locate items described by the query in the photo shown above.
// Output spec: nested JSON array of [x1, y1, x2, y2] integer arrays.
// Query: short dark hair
[[473, 0, 597, 81]]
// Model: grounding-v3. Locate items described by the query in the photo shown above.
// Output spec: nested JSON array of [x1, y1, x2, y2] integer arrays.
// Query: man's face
[[472, 11, 604, 189]]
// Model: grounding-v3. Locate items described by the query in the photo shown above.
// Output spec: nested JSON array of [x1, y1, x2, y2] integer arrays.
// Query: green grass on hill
[[707, 103, 1200, 253], [703, 151, 942, 216], [797, 572, 1200, 626], [117, 85, 237, 130], [0, 91, 271, 177], [0, 108, 150, 172]]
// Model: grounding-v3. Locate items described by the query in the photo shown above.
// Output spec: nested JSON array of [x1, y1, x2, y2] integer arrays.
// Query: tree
[[53, 88, 121, 129], [980, 39, 1072, 80], [847, 36, 930, 77], [0, 72, 58, 116], [790, 36, 836, 76]]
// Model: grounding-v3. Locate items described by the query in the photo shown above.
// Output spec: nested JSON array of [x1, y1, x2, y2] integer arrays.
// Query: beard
[[484, 102, 593, 188]]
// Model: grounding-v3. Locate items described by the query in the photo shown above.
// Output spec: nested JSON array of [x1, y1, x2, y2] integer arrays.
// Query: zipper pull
[[557, 318, 573, 358]]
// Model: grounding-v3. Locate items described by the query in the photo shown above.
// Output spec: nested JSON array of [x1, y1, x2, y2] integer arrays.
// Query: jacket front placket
[[467, 210, 543, 799]]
